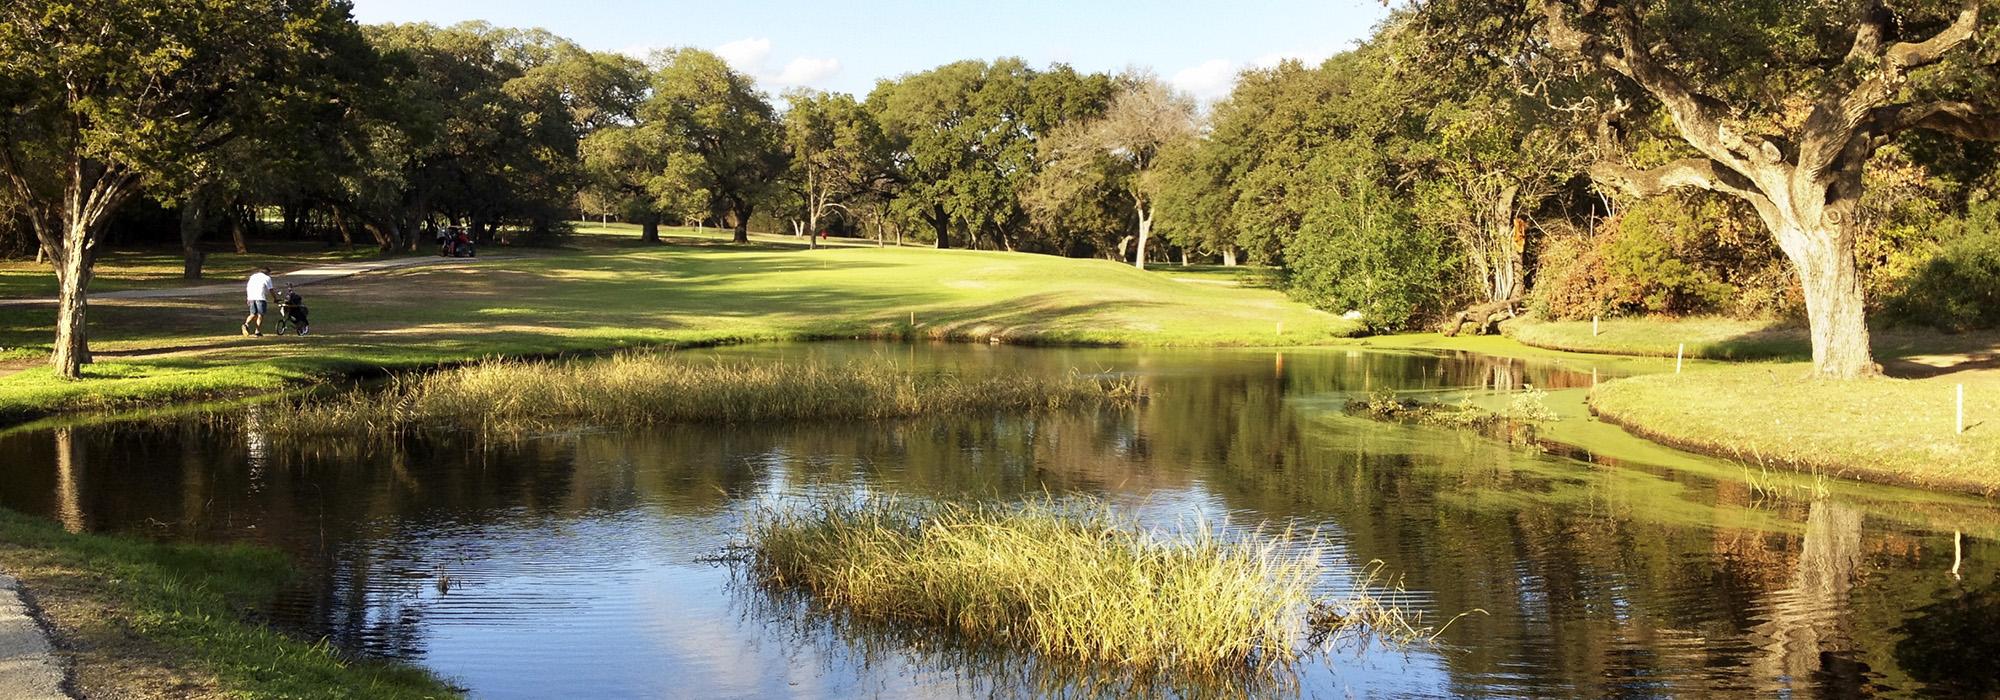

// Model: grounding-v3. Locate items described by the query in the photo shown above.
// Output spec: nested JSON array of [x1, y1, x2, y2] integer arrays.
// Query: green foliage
[[869, 59, 1116, 251], [1281, 147, 1458, 330], [1885, 202, 2000, 332], [640, 49, 787, 238], [781, 90, 892, 231]]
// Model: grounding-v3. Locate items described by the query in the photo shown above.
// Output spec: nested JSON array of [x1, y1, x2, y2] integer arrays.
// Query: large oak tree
[[0, 0, 352, 378], [640, 49, 785, 244], [1412, 0, 2000, 378]]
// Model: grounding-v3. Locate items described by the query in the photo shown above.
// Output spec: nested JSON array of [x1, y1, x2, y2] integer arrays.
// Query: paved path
[[0, 574, 65, 700], [0, 256, 498, 306]]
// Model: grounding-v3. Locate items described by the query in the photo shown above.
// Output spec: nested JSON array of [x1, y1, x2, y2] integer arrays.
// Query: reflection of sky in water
[[1, 342, 1996, 698]]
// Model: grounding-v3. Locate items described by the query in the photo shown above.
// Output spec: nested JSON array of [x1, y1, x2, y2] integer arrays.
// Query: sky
[[347, 0, 1392, 101]]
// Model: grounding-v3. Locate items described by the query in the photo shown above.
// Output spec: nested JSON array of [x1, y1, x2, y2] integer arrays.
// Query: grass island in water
[[263, 352, 1143, 435], [739, 498, 1468, 688]]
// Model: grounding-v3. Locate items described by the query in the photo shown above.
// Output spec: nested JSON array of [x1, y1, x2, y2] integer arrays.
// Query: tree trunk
[[1777, 221, 1878, 379], [640, 218, 660, 244], [931, 208, 949, 249], [1222, 246, 1238, 267], [731, 205, 751, 244], [1132, 209, 1152, 270], [179, 196, 207, 280], [332, 209, 355, 249], [229, 204, 249, 254], [50, 238, 93, 377]]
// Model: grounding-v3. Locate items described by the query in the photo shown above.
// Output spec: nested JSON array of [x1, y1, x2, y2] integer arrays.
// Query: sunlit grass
[[1591, 365, 2000, 497], [740, 498, 1461, 687], [264, 353, 1142, 435], [2, 230, 1359, 422], [0, 509, 458, 698], [1510, 316, 1807, 360]]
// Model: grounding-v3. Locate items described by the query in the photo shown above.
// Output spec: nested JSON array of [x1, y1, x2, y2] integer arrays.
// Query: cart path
[[0, 256, 505, 306], [0, 574, 67, 700]]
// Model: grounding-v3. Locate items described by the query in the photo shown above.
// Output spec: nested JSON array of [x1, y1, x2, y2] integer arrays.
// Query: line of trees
[[6, 0, 1999, 381]]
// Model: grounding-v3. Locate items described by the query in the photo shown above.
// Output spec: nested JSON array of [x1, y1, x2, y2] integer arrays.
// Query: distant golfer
[[242, 266, 276, 337]]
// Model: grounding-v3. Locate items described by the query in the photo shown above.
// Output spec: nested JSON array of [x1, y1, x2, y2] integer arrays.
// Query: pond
[[2, 342, 1995, 698]]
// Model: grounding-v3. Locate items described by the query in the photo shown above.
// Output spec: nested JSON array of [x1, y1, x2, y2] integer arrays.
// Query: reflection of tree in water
[[1749, 499, 1866, 695], [1893, 571, 2000, 697], [6, 346, 1990, 698]]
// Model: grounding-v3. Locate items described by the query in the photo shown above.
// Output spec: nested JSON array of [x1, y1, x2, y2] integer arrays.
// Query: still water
[[2, 342, 1995, 698]]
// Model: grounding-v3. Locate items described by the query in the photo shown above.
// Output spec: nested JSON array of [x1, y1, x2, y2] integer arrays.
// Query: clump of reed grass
[[740, 498, 1454, 685], [1352, 389, 1558, 428], [264, 353, 1141, 436]]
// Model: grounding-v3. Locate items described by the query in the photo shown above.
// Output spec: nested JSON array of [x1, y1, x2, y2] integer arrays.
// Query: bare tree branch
[[1874, 100, 2000, 141], [1885, 0, 1982, 71], [1587, 157, 1763, 203]]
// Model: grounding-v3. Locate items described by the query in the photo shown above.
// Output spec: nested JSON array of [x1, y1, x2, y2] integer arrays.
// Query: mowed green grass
[[1511, 316, 2000, 364], [1509, 317, 1810, 360], [1591, 364, 2000, 497], [0, 231, 1357, 421]]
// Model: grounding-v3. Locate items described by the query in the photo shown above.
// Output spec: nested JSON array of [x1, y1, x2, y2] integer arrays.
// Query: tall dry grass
[[742, 499, 1461, 685], [264, 353, 1140, 435]]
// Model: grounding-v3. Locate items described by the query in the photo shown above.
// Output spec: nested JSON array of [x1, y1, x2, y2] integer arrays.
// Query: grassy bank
[[1510, 316, 2000, 368], [0, 509, 457, 699], [1509, 316, 1808, 360], [269, 354, 1140, 435], [743, 499, 1452, 687], [0, 227, 1357, 424], [1591, 365, 2000, 497]]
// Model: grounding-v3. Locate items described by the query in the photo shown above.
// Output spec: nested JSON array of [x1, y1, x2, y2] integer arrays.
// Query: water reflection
[[0, 343, 1992, 698]]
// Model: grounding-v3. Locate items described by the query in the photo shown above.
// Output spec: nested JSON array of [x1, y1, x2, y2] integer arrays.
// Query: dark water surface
[[2, 342, 1995, 698]]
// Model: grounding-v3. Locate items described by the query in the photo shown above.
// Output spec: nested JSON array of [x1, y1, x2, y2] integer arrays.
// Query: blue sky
[[348, 0, 1390, 100]]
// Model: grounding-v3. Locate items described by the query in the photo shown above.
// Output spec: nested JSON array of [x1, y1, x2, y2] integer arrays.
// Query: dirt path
[[0, 256, 499, 306]]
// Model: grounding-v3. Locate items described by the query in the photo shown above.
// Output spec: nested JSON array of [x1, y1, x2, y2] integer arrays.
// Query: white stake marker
[[1957, 383, 1966, 435]]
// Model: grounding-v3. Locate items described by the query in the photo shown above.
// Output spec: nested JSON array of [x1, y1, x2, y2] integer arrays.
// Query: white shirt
[[247, 272, 275, 301]]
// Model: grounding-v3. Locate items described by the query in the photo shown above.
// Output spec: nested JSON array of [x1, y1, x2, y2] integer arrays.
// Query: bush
[[1885, 202, 2000, 332], [1531, 193, 1793, 319], [1282, 150, 1459, 330]]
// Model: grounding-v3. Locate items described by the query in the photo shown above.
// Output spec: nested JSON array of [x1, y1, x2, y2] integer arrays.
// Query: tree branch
[[1844, 0, 1889, 65], [1536, 0, 1750, 172], [1805, 1, 1984, 180], [1873, 101, 2000, 141], [1588, 157, 1768, 206], [1886, 0, 1982, 72]]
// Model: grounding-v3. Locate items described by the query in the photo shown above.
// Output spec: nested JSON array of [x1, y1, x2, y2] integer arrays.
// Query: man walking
[[242, 266, 276, 337]]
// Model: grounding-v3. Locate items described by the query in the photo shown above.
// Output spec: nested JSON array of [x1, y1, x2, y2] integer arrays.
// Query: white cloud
[[708, 37, 841, 89], [1171, 59, 1238, 101], [1171, 47, 1341, 102], [713, 37, 773, 72], [774, 57, 842, 86]]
